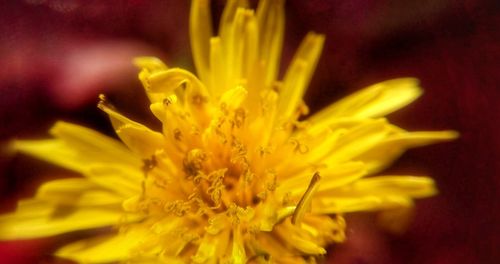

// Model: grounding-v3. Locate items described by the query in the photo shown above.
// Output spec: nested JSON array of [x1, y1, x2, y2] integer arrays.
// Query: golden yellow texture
[[0, 0, 458, 263]]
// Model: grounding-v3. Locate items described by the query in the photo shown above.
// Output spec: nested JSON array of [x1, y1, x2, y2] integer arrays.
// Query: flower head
[[1, 0, 457, 263]]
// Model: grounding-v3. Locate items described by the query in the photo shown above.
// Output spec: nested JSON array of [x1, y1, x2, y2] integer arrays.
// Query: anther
[[179, 80, 188, 90], [173, 128, 183, 141], [163, 97, 172, 106], [191, 94, 208, 106], [142, 155, 157, 172], [182, 149, 206, 178], [97, 94, 116, 110], [232, 108, 246, 128]]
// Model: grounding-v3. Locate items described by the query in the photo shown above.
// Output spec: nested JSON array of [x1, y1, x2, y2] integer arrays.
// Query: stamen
[[140, 156, 158, 200], [206, 169, 226, 206], [265, 169, 277, 191], [179, 80, 188, 90], [183, 149, 207, 178], [232, 107, 246, 128], [230, 136, 248, 165], [142, 155, 157, 173], [289, 138, 309, 154], [163, 97, 173, 106], [291, 172, 321, 225], [191, 93, 208, 106], [97, 94, 117, 110], [173, 128, 183, 141], [164, 200, 191, 216], [226, 204, 254, 225]]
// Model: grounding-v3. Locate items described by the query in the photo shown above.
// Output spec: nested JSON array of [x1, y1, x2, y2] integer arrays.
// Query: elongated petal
[[50, 122, 135, 163], [190, 0, 213, 84], [56, 228, 151, 263], [224, 8, 258, 90], [256, 0, 284, 87], [357, 130, 459, 173], [219, 0, 249, 45], [345, 176, 438, 198], [278, 32, 325, 124], [289, 234, 326, 255], [12, 139, 86, 172], [275, 220, 326, 255], [2, 199, 54, 219], [308, 78, 423, 127], [313, 176, 436, 213], [313, 196, 413, 214], [36, 178, 124, 206], [133, 57, 168, 72], [87, 164, 142, 196], [99, 100, 165, 158], [209, 37, 225, 97], [11, 123, 140, 174], [231, 227, 247, 264], [278, 162, 366, 197], [134, 56, 169, 103], [219, 86, 248, 110], [275, 128, 345, 174], [0, 205, 137, 240], [322, 119, 390, 163], [148, 68, 201, 96], [192, 230, 230, 264]]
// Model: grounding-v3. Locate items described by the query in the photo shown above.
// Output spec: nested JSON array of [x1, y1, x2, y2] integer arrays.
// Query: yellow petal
[[11, 139, 85, 173], [230, 226, 247, 264], [36, 178, 124, 206], [256, 0, 284, 87], [305, 116, 374, 137], [308, 78, 423, 125], [147, 68, 212, 128], [134, 56, 169, 103], [87, 164, 142, 196], [278, 32, 325, 124], [219, 0, 250, 45], [357, 130, 459, 173], [289, 234, 326, 255], [0, 205, 138, 240], [231, 9, 258, 83], [190, 0, 213, 84], [56, 228, 151, 263], [209, 37, 225, 97], [192, 230, 230, 264], [11, 122, 140, 174], [313, 176, 436, 214], [275, 220, 326, 255], [133, 56, 168, 72], [50, 121, 140, 164], [3, 199, 54, 219], [313, 196, 413, 214], [322, 119, 389, 163], [98, 100, 165, 158], [275, 128, 346, 174], [278, 162, 367, 197], [219, 86, 248, 110], [147, 68, 197, 97], [346, 176, 438, 198]]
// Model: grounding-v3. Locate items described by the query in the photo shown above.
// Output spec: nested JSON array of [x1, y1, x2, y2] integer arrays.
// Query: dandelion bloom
[[0, 0, 457, 262]]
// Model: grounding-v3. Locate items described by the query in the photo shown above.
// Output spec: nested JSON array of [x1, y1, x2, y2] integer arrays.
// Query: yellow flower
[[1, 0, 458, 263]]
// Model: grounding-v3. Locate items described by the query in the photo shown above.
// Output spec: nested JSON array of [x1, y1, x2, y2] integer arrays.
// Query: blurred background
[[0, 0, 498, 263]]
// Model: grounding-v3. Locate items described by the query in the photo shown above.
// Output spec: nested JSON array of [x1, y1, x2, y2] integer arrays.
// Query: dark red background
[[1, 0, 498, 263]]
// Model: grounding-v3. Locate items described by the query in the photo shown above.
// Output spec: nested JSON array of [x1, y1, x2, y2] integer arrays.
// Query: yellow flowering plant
[[0, 0, 457, 263]]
